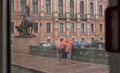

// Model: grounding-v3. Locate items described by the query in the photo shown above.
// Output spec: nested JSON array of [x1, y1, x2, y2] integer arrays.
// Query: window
[[58, 0, 63, 15], [59, 23, 64, 33], [100, 37, 103, 40], [47, 39, 51, 43], [91, 37, 94, 41], [70, 23, 74, 32], [60, 38, 64, 42], [100, 24, 103, 32], [99, 5, 103, 16], [20, 0, 26, 12], [70, 0, 74, 17], [81, 23, 85, 32], [90, 2, 94, 16], [32, 0, 38, 14], [46, 0, 51, 14], [72, 38, 75, 42], [34, 23, 38, 33], [11, 0, 14, 13], [80, 1, 84, 17], [11, 22, 14, 33], [91, 24, 94, 32], [46, 23, 51, 33], [81, 38, 85, 41]]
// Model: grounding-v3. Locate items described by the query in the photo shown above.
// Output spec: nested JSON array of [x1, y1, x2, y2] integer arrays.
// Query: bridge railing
[[29, 45, 109, 65]]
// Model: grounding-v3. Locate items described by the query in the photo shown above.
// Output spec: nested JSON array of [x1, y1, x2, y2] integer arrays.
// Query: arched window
[[70, 0, 74, 17], [47, 39, 51, 43], [46, 0, 51, 14], [81, 38, 85, 41], [58, 0, 63, 15], [32, 0, 38, 14], [100, 24, 103, 32], [20, 0, 26, 12], [70, 23, 75, 32], [91, 37, 94, 41], [59, 23, 64, 33], [60, 38, 64, 42], [72, 38, 75, 42], [91, 24, 94, 32], [90, 2, 94, 16], [100, 37, 103, 40], [80, 1, 84, 17], [46, 23, 51, 33], [99, 5, 103, 16], [81, 23, 85, 32], [11, 0, 14, 13]]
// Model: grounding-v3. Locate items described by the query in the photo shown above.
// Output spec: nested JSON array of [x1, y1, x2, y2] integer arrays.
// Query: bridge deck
[[12, 53, 109, 73]]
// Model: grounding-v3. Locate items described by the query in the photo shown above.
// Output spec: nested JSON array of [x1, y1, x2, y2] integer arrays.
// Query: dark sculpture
[[15, 5, 36, 37]]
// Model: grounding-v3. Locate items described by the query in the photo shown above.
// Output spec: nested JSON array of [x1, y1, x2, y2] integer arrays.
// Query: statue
[[15, 5, 36, 37]]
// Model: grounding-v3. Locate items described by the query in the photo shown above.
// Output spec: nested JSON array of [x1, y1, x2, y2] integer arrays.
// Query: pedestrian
[[65, 38, 74, 60], [56, 42, 63, 61], [61, 40, 68, 60]]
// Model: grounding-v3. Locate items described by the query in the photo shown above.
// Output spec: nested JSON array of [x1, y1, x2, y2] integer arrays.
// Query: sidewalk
[[12, 53, 109, 73]]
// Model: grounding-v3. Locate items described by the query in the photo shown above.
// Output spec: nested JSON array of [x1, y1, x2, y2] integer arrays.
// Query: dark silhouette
[[15, 5, 36, 37]]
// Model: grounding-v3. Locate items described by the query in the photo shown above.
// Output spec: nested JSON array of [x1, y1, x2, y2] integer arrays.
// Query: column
[[55, 21, 59, 36], [95, 0, 98, 19], [54, 0, 58, 18], [40, 0, 44, 16], [87, 0, 90, 18], [54, 0, 57, 12], [87, 22, 91, 42], [77, 23, 81, 36], [66, 0, 70, 18], [67, 22, 70, 37], [38, 0, 41, 13]]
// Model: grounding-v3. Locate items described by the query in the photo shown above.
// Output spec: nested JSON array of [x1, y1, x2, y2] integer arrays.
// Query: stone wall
[[11, 37, 39, 54]]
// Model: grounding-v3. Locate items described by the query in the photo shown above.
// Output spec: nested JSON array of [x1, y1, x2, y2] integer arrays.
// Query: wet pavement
[[11, 53, 109, 73]]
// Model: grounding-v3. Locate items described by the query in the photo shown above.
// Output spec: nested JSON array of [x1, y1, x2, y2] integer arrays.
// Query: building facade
[[11, 0, 108, 43]]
